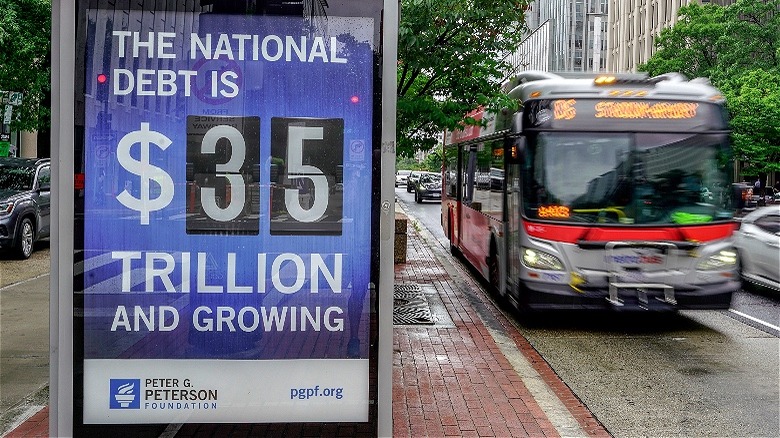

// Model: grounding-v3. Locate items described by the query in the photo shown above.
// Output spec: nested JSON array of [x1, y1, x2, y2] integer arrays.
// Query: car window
[[0, 165, 35, 191], [754, 214, 780, 234], [36, 165, 51, 189]]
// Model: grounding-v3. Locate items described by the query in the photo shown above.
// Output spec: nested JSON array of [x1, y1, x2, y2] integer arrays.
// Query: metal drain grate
[[394, 283, 435, 325]]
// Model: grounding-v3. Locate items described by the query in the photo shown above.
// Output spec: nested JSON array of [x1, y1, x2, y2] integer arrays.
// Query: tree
[[397, 0, 529, 157], [0, 0, 51, 132], [422, 144, 443, 172], [721, 69, 780, 177], [639, 0, 780, 176]]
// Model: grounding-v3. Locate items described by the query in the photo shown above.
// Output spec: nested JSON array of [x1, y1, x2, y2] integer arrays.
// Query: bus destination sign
[[525, 98, 727, 132]]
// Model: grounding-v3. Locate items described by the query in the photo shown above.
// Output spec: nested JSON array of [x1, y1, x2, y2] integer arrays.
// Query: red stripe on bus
[[524, 222, 737, 243]]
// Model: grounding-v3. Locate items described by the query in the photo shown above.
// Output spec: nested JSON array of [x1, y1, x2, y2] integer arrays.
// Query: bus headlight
[[697, 249, 738, 271], [522, 247, 564, 271]]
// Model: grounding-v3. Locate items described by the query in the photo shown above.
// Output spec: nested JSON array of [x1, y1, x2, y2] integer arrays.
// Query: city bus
[[442, 71, 740, 311]]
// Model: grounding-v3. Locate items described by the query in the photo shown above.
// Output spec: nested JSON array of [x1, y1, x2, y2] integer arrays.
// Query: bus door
[[505, 136, 525, 297], [456, 143, 478, 258], [442, 142, 460, 244]]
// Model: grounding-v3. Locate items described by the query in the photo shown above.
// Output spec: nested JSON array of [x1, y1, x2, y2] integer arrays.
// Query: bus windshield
[[522, 132, 734, 225]]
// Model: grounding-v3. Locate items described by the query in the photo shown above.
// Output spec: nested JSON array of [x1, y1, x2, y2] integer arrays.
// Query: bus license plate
[[607, 247, 665, 267]]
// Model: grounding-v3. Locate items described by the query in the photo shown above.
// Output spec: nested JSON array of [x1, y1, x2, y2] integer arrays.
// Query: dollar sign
[[116, 123, 174, 225]]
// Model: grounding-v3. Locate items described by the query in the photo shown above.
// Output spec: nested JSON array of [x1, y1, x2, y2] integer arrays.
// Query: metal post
[[50, 1, 76, 436], [379, 0, 399, 435]]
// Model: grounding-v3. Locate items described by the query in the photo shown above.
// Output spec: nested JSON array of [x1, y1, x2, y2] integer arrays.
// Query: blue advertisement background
[[83, 12, 374, 361]]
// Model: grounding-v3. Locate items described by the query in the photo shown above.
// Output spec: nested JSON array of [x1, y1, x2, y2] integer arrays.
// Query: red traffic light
[[350, 95, 360, 104], [96, 73, 108, 84]]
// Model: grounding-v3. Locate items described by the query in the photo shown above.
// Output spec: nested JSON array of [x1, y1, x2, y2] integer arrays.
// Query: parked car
[[474, 171, 490, 189], [413, 172, 442, 203], [489, 167, 504, 191], [406, 170, 423, 193], [700, 187, 714, 203], [734, 205, 780, 292], [395, 169, 412, 187], [732, 182, 757, 213], [0, 158, 51, 259]]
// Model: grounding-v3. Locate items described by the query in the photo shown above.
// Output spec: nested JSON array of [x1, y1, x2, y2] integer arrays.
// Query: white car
[[734, 205, 780, 292], [395, 169, 412, 187]]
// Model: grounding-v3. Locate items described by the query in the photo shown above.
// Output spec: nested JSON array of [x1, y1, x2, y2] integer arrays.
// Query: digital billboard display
[[523, 99, 729, 131]]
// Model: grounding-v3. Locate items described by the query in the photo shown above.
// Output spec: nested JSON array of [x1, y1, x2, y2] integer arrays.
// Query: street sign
[[0, 91, 22, 106], [90, 132, 116, 142], [53, 1, 397, 436], [9, 92, 22, 106], [3, 105, 12, 124]]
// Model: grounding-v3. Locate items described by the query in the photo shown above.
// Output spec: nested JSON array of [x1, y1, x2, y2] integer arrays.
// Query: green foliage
[[722, 69, 780, 176], [0, 0, 51, 132], [422, 144, 443, 172], [397, 0, 529, 157], [396, 155, 421, 170], [639, 0, 780, 175]]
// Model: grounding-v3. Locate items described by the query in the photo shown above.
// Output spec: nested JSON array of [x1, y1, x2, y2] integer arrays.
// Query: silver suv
[[0, 158, 51, 259]]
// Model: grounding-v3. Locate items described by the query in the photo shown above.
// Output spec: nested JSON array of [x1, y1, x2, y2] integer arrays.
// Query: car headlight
[[697, 249, 738, 271], [0, 201, 14, 217], [522, 247, 565, 271]]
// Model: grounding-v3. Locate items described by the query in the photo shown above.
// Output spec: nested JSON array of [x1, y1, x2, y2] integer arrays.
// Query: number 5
[[285, 126, 328, 222]]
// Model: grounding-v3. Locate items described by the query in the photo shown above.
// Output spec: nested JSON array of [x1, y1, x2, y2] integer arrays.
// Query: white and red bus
[[442, 71, 740, 310]]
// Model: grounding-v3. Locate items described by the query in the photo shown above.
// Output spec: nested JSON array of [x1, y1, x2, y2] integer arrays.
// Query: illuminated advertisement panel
[[523, 99, 729, 131], [80, 8, 376, 425]]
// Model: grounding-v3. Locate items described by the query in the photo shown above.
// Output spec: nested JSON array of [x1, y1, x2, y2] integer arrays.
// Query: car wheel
[[406, 184, 412, 193], [15, 217, 35, 259]]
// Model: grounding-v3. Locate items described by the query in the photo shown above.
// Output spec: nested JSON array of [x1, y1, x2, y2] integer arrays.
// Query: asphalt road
[[396, 187, 780, 438]]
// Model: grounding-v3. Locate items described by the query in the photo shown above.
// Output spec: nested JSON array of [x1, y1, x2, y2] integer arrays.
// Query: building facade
[[515, 0, 736, 75], [606, 0, 735, 72], [511, 0, 609, 74]]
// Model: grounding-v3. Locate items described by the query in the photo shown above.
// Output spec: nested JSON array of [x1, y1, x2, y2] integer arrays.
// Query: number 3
[[200, 125, 246, 222]]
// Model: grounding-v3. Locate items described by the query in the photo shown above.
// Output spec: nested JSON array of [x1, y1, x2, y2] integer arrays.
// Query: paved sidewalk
[[390, 211, 607, 438], [5, 209, 609, 438]]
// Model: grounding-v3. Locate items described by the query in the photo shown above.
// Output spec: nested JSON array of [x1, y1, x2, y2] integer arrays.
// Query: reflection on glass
[[0, 165, 35, 191], [522, 132, 734, 224]]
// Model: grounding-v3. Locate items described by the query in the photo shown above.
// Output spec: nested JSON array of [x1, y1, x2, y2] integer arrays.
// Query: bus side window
[[463, 145, 477, 205], [444, 145, 458, 197]]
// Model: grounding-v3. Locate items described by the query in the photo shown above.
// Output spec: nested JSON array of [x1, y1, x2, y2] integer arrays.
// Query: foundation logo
[[109, 379, 141, 409]]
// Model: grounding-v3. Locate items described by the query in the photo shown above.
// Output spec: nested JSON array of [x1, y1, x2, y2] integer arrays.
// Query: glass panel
[[522, 132, 734, 224], [444, 144, 458, 197], [0, 165, 35, 191], [74, 0, 384, 431], [36, 166, 51, 187], [472, 140, 504, 219], [755, 215, 780, 234]]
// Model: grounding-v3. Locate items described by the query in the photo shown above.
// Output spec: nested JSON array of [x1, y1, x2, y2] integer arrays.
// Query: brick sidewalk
[[5, 218, 609, 438], [391, 219, 608, 438]]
